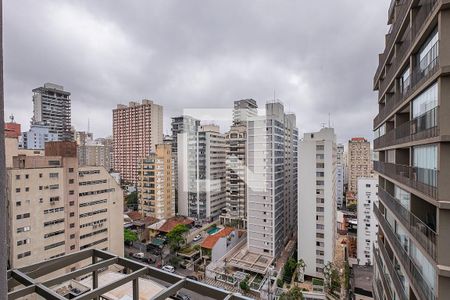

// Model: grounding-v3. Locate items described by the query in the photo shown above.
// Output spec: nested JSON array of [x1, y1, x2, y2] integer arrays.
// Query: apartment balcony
[[374, 160, 437, 199], [378, 187, 436, 259], [373, 244, 407, 300], [374, 107, 439, 149], [374, 204, 436, 300]]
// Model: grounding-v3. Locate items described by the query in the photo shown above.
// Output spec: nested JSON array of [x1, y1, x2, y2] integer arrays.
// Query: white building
[[336, 144, 345, 209], [246, 102, 298, 258], [20, 123, 59, 150], [357, 176, 378, 266], [298, 127, 336, 278], [177, 124, 226, 221]]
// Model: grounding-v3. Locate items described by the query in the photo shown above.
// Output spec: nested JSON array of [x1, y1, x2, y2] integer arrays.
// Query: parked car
[[186, 275, 198, 281], [162, 265, 175, 273], [142, 256, 156, 264], [132, 252, 145, 259], [170, 293, 191, 300], [192, 234, 202, 242]]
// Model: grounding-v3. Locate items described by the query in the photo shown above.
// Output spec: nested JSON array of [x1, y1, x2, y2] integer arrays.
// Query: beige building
[[138, 144, 174, 219], [7, 141, 123, 269], [113, 100, 163, 184], [78, 137, 113, 172], [347, 137, 372, 194]]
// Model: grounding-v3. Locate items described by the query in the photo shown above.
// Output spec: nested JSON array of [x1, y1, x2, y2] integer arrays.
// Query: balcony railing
[[374, 161, 437, 199], [374, 107, 439, 149], [378, 187, 437, 259], [374, 243, 408, 300], [373, 245, 395, 300], [374, 204, 436, 300], [374, 0, 412, 83]]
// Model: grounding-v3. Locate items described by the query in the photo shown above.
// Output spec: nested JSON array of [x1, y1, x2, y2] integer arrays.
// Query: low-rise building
[[200, 227, 240, 264]]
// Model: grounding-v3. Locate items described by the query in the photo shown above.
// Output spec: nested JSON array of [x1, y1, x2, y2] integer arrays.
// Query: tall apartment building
[[78, 137, 113, 172], [246, 102, 298, 258], [348, 137, 372, 194], [220, 99, 258, 228], [113, 100, 163, 184], [32, 83, 73, 141], [232, 98, 258, 124], [20, 123, 59, 150], [171, 116, 201, 214], [336, 143, 345, 209], [372, 1, 450, 299], [298, 127, 336, 278], [178, 124, 226, 221], [357, 176, 378, 266], [138, 144, 174, 219], [6, 141, 123, 269]]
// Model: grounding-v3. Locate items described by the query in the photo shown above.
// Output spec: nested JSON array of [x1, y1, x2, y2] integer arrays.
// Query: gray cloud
[[4, 0, 390, 144]]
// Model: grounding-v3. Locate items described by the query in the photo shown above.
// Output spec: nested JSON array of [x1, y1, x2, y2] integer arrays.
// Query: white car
[[193, 234, 202, 242], [132, 252, 145, 259], [162, 265, 175, 273]]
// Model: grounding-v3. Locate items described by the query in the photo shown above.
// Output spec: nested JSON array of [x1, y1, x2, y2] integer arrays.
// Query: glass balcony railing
[[374, 161, 437, 199], [374, 204, 436, 300], [374, 107, 439, 149], [378, 187, 437, 259]]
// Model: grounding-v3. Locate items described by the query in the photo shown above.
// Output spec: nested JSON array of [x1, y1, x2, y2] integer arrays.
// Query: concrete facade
[[348, 138, 372, 194], [112, 100, 163, 184], [138, 143, 174, 220], [6, 141, 123, 269], [298, 127, 336, 278], [246, 102, 298, 258]]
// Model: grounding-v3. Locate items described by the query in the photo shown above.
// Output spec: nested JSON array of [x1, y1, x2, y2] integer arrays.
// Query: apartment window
[[70, 223, 75, 228], [70, 245, 75, 250], [316, 145, 324, 151], [69, 201, 75, 206], [70, 234, 75, 239], [17, 238, 31, 246], [49, 184, 59, 190], [44, 241, 65, 250], [44, 218, 64, 227], [16, 201, 21, 206], [25, 174, 29, 179], [15, 175, 20, 180], [69, 190, 74, 195], [17, 226, 31, 233], [39, 186, 43, 190], [25, 187, 29, 192], [16, 188, 20, 193], [48, 160, 60, 166], [16, 213, 30, 220], [44, 230, 65, 239], [69, 179, 74, 184], [418, 30, 438, 74], [412, 82, 437, 128], [68, 168, 74, 173], [49, 172, 59, 178], [400, 67, 411, 94], [69, 212, 75, 217], [17, 251, 31, 259], [39, 173, 43, 178]]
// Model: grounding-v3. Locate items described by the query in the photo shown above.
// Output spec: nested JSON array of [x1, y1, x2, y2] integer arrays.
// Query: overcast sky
[[4, 0, 390, 144]]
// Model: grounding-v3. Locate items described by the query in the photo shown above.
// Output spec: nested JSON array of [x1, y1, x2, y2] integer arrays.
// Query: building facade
[[336, 144, 345, 209], [372, 1, 450, 299], [32, 83, 73, 141], [298, 127, 336, 278], [6, 141, 123, 269], [138, 144, 174, 219], [112, 100, 163, 184], [348, 137, 372, 194], [78, 137, 113, 172], [232, 98, 258, 125], [246, 102, 298, 258], [357, 176, 378, 266], [178, 125, 226, 221]]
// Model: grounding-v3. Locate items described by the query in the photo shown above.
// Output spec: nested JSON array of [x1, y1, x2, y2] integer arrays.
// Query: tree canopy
[[124, 228, 138, 243], [167, 224, 189, 251]]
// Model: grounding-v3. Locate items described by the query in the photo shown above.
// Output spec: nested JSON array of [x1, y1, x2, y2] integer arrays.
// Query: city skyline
[[5, 0, 390, 144]]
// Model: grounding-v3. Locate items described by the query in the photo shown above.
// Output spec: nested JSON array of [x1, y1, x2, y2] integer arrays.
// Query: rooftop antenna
[[273, 89, 276, 102], [328, 112, 331, 128], [321, 122, 326, 128], [9, 114, 14, 123], [87, 118, 90, 133]]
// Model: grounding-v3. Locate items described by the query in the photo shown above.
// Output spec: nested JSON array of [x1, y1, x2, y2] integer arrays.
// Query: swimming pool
[[207, 227, 221, 235]]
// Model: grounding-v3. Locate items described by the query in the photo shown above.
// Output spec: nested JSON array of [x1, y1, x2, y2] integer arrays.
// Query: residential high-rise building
[[298, 127, 336, 278], [232, 98, 258, 125], [6, 141, 123, 269], [20, 123, 59, 150], [220, 99, 258, 229], [357, 176, 378, 266], [138, 144, 174, 219], [372, 1, 449, 299], [177, 124, 226, 221], [78, 137, 113, 172], [246, 102, 298, 258], [336, 143, 345, 209], [112, 100, 163, 184], [31, 83, 73, 141], [171, 116, 200, 214], [75, 131, 94, 146], [348, 137, 372, 194]]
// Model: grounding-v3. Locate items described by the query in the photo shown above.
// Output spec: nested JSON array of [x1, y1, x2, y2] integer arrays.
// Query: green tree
[[347, 203, 357, 212], [282, 258, 298, 283], [167, 224, 189, 252], [279, 286, 304, 300], [240, 276, 250, 292], [124, 229, 138, 244], [126, 191, 138, 209]]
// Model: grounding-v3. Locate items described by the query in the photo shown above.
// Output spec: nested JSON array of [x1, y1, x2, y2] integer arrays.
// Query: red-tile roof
[[158, 217, 193, 233], [127, 211, 143, 221], [201, 227, 235, 250]]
